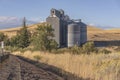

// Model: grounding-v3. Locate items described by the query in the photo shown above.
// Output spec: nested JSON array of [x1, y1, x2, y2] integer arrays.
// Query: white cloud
[[29, 17, 45, 22], [0, 16, 38, 29], [0, 16, 19, 23], [88, 23, 96, 26], [29, 17, 41, 22]]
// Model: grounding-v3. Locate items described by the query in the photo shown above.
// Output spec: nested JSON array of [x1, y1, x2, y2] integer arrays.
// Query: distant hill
[[87, 25, 120, 41], [87, 25, 103, 31], [0, 16, 38, 29], [105, 29, 120, 33], [0, 22, 45, 38], [0, 23, 120, 41]]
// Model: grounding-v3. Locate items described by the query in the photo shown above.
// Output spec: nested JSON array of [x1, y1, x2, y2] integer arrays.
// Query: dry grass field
[[87, 26, 120, 41], [12, 51, 120, 80], [1, 23, 120, 79], [0, 22, 44, 38], [1, 23, 120, 41]]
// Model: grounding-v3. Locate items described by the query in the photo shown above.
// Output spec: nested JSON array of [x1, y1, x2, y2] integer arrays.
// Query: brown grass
[[2, 24, 120, 79], [0, 22, 45, 38], [0, 23, 120, 41], [12, 51, 120, 80], [87, 26, 120, 41]]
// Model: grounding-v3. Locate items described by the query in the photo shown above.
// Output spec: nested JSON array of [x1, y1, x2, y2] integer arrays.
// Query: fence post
[[1, 41, 4, 53]]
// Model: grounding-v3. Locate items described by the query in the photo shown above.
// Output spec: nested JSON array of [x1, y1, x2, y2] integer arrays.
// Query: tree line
[[0, 18, 58, 52], [0, 18, 110, 54]]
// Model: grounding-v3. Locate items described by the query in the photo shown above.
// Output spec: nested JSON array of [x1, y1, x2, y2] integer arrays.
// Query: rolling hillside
[[87, 25, 120, 41], [0, 23, 45, 38], [0, 23, 120, 41]]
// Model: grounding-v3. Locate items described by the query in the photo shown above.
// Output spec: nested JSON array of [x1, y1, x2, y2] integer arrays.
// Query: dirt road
[[0, 55, 64, 80]]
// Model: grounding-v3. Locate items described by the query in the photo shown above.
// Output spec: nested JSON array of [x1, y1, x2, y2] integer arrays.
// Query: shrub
[[82, 42, 98, 54], [5, 46, 19, 52], [9, 36, 19, 47], [115, 46, 120, 51], [100, 49, 111, 54], [0, 32, 6, 42], [33, 55, 42, 62], [70, 45, 82, 54], [0, 32, 10, 46]]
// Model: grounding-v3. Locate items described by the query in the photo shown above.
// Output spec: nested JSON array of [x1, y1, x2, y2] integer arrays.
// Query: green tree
[[0, 32, 6, 42], [11, 17, 30, 48], [9, 35, 19, 47], [32, 24, 58, 52], [17, 17, 30, 48], [0, 32, 10, 46]]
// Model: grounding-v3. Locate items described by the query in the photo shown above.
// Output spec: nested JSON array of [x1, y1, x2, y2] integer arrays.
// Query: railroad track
[[0, 52, 9, 63], [0, 54, 64, 80]]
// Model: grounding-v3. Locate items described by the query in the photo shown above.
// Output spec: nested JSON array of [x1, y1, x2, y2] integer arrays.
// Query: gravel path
[[0, 55, 64, 80]]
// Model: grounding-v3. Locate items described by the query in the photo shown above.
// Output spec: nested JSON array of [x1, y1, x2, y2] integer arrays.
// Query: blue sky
[[0, 0, 120, 28]]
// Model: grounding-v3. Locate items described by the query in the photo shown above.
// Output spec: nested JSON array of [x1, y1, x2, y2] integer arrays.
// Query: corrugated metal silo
[[67, 23, 81, 47], [78, 22, 87, 44]]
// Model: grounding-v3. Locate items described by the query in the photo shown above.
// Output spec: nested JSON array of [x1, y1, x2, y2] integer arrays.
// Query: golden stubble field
[[2, 23, 120, 80], [1, 23, 120, 41], [12, 51, 120, 80], [87, 26, 120, 41]]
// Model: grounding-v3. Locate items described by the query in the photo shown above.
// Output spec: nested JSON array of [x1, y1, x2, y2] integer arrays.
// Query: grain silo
[[78, 22, 87, 44], [67, 23, 81, 47], [46, 8, 87, 48]]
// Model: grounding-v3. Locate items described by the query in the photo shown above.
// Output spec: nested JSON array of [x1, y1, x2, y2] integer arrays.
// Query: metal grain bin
[[78, 22, 87, 44], [67, 23, 81, 47]]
